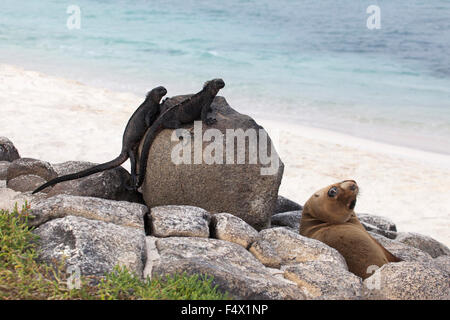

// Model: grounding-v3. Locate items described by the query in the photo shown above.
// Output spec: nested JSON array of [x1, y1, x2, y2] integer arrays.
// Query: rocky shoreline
[[1, 136, 449, 300]]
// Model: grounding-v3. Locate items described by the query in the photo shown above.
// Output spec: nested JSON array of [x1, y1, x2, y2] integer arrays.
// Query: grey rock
[[363, 261, 449, 300], [395, 232, 450, 258], [29, 194, 147, 229], [249, 227, 347, 269], [7, 158, 57, 185], [433, 255, 450, 277], [211, 212, 259, 249], [0, 161, 11, 180], [357, 213, 397, 232], [7, 174, 47, 193], [0, 137, 20, 162], [139, 96, 283, 231], [274, 195, 302, 214], [369, 232, 434, 263], [360, 221, 397, 239], [150, 237, 305, 299], [45, 161, 143, 203], [0, 180, 5, 188], [271, 225, 300, 234], [271, 210, 302, 231], [283, 262, 363, 300], [33, 216, 146, 277], [149, 205, 210, 238]]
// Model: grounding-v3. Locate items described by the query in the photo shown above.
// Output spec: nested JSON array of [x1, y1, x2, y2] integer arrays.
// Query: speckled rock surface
[[369, 232, 434, 263], [249, 227, 347, 269], [150, 236, 305, 300], [211, 212, 259, 248], [6, 158, 57, 192], [0, 161, 11, 180], [0, 137, 20, 162], [433, 255, 450, 277], [149, 205, 211, 238], [396, 232, 450, 258], [6, 158, 56, 182], [33, 215, 146, 277], [29, 194, 147, 229], [7, 174, 47, 193], [283, 261, 363, 300], [363, 261, 449, 300]]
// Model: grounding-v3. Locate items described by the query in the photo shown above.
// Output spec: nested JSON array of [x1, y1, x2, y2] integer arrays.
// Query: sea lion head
[[203, 78, 225, 94], [304, 180, 359, 224], [147, 86, 167, 102]]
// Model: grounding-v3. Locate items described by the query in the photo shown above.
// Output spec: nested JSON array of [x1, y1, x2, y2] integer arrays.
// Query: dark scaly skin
[[135, 78, 225, 189], [32, 86, 167, 194]]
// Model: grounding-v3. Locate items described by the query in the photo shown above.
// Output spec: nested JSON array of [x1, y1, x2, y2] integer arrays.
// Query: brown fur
[[300, 180, 401, 279]]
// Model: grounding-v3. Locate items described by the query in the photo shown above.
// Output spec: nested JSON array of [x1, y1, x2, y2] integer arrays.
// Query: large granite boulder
[[145, 236, 305, 300], [33, 216, 146, 277], [0, 137, 20, 162], [138, 96, 283, 230]]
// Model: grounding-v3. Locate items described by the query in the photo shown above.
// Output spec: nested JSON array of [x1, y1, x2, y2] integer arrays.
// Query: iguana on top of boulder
[[32, 86, 167, 194], [134, 78, 225, 189]]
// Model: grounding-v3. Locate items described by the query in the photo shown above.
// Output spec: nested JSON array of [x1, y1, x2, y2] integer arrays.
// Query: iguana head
[[147, 86, 167, 102], [203, 78, 225, 95]]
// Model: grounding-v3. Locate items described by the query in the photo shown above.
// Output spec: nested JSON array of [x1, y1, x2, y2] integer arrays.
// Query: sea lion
[[299, 180, 401, 279]]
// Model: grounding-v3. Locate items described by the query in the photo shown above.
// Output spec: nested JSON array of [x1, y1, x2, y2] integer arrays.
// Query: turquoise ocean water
[[1, 0, 449, 154]]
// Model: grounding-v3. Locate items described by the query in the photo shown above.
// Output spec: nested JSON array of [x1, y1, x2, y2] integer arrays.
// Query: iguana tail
[[32, 152, 129, 194]]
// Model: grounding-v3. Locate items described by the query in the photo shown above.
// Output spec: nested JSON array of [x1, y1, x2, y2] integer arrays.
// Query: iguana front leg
[[201, 103, 216, 125], [145, 108, 159, 128]]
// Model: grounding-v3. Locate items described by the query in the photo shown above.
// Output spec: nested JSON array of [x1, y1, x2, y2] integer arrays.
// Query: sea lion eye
[[328, 187, 338, 198]]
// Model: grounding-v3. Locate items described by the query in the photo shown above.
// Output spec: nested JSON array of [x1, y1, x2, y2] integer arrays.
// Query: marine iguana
[[32, 86, 167, 194], [134, 78, 225, 189]]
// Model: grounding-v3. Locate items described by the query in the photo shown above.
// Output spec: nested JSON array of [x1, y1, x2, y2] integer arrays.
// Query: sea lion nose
[[341, 180, 358, 192]]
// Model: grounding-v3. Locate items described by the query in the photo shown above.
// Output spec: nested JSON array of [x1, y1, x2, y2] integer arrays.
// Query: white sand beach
[[1, 64, 449, 246]]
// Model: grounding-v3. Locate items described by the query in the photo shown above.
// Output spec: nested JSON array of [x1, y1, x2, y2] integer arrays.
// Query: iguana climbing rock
[[32, 86, 167, 194], [135, 78, 225, 189]]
